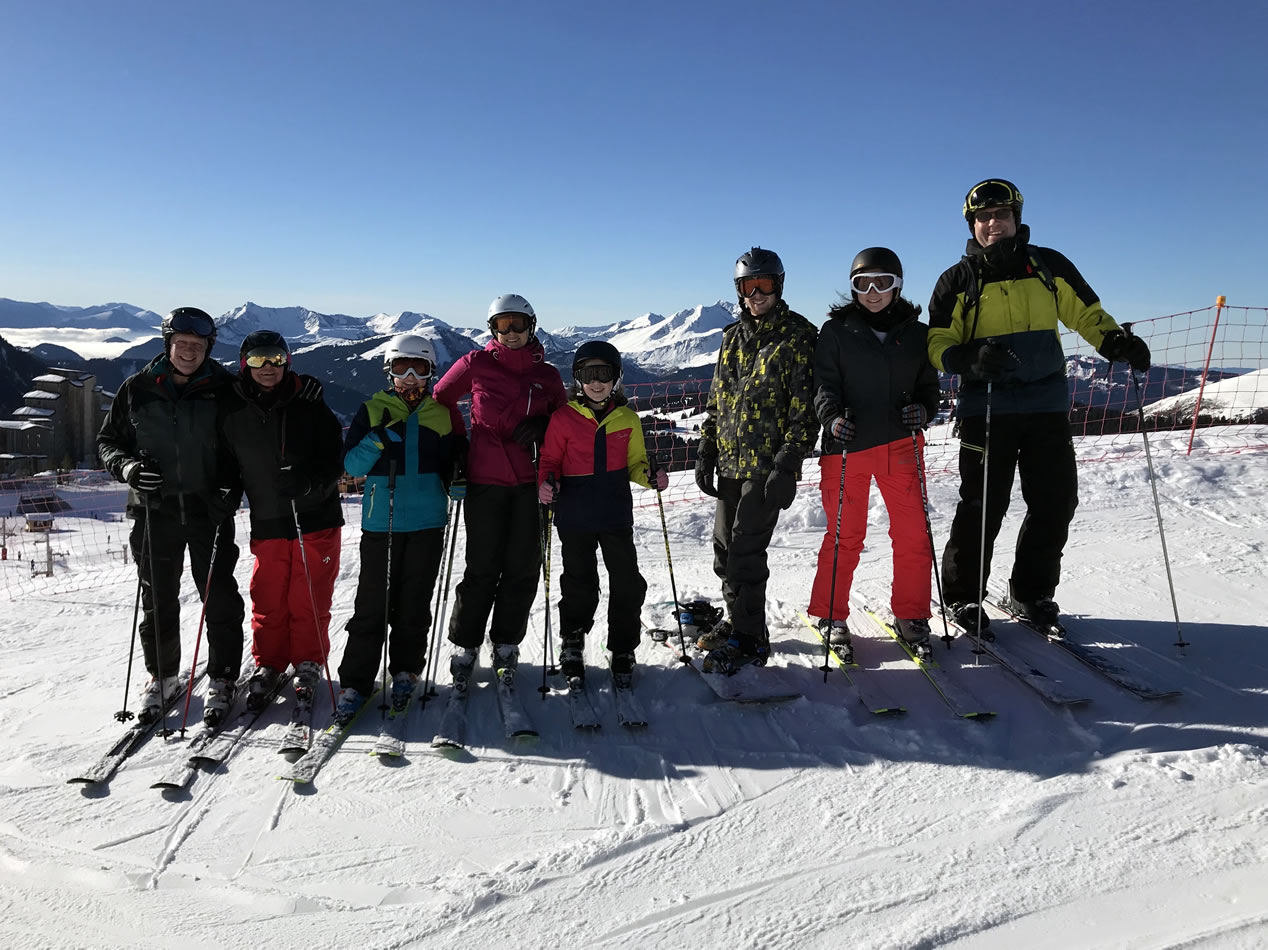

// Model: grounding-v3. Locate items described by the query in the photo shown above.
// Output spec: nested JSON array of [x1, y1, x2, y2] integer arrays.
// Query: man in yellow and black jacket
[[694, 247, 819, 673], [927, 178, 1151, 633]]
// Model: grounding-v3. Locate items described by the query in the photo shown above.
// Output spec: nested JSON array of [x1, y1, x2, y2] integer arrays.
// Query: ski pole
[[537, 476, 556, 699], [1124, 325, 1187, 648], [972, 382, 993, 654], [291, 496, 339, 715], [424, 497, 462, 703], [178, 518, 223, 736], [822, 420, 849, 680], [422, 497, 453, 699], [651, 455, 690, 664], [114, 525, 148, 723], [379, 460, 397, 715], [904, 393, 952, 648]]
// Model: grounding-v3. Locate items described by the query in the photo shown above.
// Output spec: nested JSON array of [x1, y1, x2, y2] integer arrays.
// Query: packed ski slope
[[2, 428, 1267, 950]]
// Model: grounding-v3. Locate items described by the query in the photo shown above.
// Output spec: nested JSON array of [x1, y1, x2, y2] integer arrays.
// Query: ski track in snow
[[1, 430, 1267, 948]]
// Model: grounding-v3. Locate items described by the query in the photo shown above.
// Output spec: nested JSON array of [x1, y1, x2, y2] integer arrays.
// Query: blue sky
[[1, 0, 1264, 332]]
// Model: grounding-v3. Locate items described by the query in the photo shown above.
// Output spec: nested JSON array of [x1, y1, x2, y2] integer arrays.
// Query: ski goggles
[[850, 272, 902, 294], [167, 307, 216, 337], [575, 364, 618, 385], [389, 358, 433, 382], [963, 180, 1023, 216], [243, 346, 289, 368], [735, 275, 779, 298], [490, 314, 530, 335]]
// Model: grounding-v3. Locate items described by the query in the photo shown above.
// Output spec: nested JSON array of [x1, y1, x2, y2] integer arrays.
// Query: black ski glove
[[511, 415, 550, 451], [277, 466, 313, 499], [829, 413, 856, 443], [1098, 329, 1151, 372], [900, 403, 929, 429], [123, 458, 163, 493], [694, 445, 718, 498], [764, 465, 797, 511], [946, 341, 1019, 381], [206, 486, 241, 524]]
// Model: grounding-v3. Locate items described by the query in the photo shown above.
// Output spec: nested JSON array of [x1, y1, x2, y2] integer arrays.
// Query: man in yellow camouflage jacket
[[694, 247, 819, 673], [927, 179, 1151, 636]]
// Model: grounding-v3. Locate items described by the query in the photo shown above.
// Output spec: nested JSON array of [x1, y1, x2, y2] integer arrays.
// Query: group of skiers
[[99, 177, 1154, 724]]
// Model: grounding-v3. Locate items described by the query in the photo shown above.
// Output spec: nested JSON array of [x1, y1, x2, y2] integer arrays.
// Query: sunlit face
[[744, 290, 777, 317], [858, 287, 894, 313], [249, 362, 285, 391], [972, 206, 1018, 247], [576, 358, 616, 405], [168, 333, 208, 377], [490, 313, 531, 350]]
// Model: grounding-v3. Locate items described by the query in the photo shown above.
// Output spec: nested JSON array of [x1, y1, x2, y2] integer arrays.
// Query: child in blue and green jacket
[[335, 334, 466, 716]]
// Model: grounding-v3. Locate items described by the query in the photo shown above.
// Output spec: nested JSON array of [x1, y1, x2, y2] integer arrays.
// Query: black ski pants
[[556, 527, 647, 654], [941, 411, 1079, 606], [447, 483, 541, 649], [712, 475, 782, 640], [339, 527, 445, 695], [129, 501, 244, 682]]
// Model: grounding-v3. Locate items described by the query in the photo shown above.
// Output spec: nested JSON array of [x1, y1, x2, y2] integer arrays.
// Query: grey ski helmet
[[486, 293, 537, 336]]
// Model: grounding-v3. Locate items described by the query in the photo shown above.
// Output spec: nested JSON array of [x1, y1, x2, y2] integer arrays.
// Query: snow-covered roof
[[0, 420, 42, 430], [12, 407, 55, 417], [32, 374, 65, 383], [24, 390, 61, 400]]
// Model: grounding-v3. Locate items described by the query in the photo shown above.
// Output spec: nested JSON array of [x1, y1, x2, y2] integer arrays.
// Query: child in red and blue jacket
[[536, 341, 668, 687]]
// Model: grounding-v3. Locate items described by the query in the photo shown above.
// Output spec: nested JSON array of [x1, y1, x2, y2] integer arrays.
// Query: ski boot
[[818, 618, 853, 663], [491, 643, 519, 686], [138, 675, 182, 725], [390, 671, 419, 713], [559, 631, 586, 684], [334, 687, 367, 725], [695, 618, 733, 652], [202, 677, 236, 728], [449, 647, 478, 696], [702, 634, 769, 675], [895, 618, 933, 662], [610, 651, 636, 690], [1006, 583, 1064, 636], [246, 665, 283, 712], [950, 602, 994, 642], [292, 660, 321, 708]]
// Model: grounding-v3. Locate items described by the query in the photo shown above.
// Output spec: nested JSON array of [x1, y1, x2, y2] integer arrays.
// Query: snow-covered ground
[[2, 429, 1266, 949]]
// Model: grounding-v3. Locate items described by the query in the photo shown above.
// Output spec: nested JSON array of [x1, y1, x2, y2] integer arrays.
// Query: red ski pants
[[248, 528, 341, 672], [808, 436, 932, 622]]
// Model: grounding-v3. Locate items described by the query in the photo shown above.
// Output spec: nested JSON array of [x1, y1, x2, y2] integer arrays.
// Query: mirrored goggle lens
[[576, 365, 617, 385], [851, 273, 902, 294], [244, 347, 289, 368], [736, 275, 778, 297], [491, 314, 530, 334], [966, 180, 1020, 213], [168, 310, 216, 336], [389, 359, 432, 381]]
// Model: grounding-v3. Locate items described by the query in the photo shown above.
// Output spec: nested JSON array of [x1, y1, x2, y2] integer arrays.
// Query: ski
[[494, 671, 538, 740], [606, 656, 648, 728], [938, 609, 1091, 707], [988, 597, 1180, 700], [68, 691, 186, 786], [193, 669, 292, 769], [859, 608, 995, 720], [151, 670, 267, 790], [372, 682, 419, 758], [285, 688, 381, 785], [798, 613, 905, 715], [430, 682, 470, 751], [278, 696, 315, 758], [564, 676, 601, 730], [648, 625, 800, 704]]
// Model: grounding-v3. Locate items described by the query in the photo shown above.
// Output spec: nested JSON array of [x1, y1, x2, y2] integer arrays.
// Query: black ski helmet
[[734, 247, 785, 300], [963, 178, 1023, 232], [161, 307, 217, 354], [850, 247, 903, 280], [239, 329, 291, 373], [572, 339, 622, 378]]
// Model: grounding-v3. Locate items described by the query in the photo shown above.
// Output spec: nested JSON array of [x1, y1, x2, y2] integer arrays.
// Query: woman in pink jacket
[[431, 294, 567, 690]]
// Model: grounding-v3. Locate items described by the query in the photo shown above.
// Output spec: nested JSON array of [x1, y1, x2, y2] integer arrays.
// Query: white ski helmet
[[382, 333, 437, 378], [486, 293, 537, 335]]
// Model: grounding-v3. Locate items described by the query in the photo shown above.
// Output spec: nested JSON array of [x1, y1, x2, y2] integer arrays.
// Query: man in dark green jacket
[[695, 247, 819, 673], [97, 307, 245, 724]]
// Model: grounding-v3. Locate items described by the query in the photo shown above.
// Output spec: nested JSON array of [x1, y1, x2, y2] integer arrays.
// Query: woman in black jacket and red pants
[[809, 248, 941, 659], [217, 331, 345, 720]]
